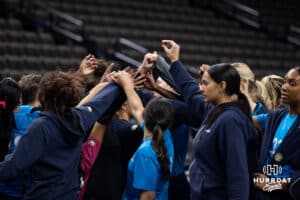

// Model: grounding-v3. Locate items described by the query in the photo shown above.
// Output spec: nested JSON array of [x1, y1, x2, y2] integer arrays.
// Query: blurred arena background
[[0, 0, 299, 80]]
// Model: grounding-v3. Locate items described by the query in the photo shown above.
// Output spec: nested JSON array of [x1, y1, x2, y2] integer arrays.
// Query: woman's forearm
[[123, 85, 144, 124], [78, 82, 108, 106]]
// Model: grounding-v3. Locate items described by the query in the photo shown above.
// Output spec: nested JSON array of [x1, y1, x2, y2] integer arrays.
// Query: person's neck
[[27, 101, 40, 108], [117, 112, 130, 121], [248, 100, 257, 113], [216, 95, 232, 106], [143, 128, 152, 139], [289, 104, 300, 115], [13, 105, 20, 113]]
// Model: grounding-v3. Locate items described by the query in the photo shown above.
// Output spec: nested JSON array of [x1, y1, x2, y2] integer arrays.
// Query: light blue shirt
[[0, 105, 40, 197], [255, 113, 268, 129], [122, 128, 174, 200], [252, 102, 265, 115], [10, 105, 41, 152], [256, 113, 297, 178]]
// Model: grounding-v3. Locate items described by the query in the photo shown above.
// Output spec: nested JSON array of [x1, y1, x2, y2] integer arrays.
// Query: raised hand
[[123, 66, 136, 78], [142, 52, 158, 69], [137, 52, 159, 74], [100, 63, 115, 83], [161, 40, 180, 63], [111, 71, 134, 89], [133, 72, 146, 89], [199, 64, 210, 76], [144, 71, 158, 91], [79, 54, 97, 75]]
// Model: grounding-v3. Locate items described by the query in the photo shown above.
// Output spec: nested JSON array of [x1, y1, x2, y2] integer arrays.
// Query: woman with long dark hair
[[0, 75, 42, 200], [0, 71, 122, 200], [0, 78, 21, 162], [156, 40, 257, 200], [111, 71, 174, 200]]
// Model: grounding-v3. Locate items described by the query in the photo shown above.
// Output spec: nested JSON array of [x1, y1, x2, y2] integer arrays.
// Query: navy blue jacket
[[0, 82, 122, 200], [169, 61, 256, 200], [257, 109, 300, 200], [290, 170, 300, 200]]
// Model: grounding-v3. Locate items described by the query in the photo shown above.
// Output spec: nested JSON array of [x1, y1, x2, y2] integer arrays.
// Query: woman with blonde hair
[[231, 62, 269, 115], [260, 75, 284, 110]]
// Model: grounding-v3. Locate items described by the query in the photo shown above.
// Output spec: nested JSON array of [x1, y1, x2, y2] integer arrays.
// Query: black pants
[[169, 172, 190, 200]]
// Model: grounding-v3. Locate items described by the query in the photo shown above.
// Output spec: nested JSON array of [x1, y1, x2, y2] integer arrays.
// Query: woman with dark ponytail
[[143, 99, 173, 180], [0, 77, 21, 162], [156, 40, 257, 200], [112, 71, 174, 200]]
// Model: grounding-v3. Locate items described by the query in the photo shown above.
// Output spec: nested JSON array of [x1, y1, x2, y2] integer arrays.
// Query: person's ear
[[219, 81, 227, 93]]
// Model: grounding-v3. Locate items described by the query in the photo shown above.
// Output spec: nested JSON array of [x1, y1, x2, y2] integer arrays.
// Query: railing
[[212, 0, 260, 29], [26, 1, 84, 43], [287, 25, 300, 47], [112, 38, 148, 67], [18, 0, 101, 56], [209, 0, 300, 47]]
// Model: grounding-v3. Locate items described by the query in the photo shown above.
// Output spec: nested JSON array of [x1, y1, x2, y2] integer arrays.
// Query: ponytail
[[143, 97, 173, 180], [151, 123, 170, 180], [236, 91, 252, 120], [204, 64, 253, 127]]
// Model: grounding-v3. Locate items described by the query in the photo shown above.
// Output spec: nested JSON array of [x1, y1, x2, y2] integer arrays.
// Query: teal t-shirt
[[256, 113, 297, 178], [122, 128, 174, 200]]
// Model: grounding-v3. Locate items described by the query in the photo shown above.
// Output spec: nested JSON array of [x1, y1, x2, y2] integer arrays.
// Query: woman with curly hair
[[0, 71, 122, 200]]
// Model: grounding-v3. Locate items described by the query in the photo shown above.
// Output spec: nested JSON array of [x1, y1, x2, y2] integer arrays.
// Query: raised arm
[[75, 82, 125, 134], [161, 40, 213, 119], [77, 82, 108, 106], [111, 71, 144, 124], [144, 71, 181, 100]]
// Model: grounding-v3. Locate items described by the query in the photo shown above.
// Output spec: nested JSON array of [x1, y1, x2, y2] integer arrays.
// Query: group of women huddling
[[0, 40, 299, 200]]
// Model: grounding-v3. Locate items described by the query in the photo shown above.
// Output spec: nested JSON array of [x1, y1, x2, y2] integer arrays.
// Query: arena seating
[[1, 0, 299, 78], [0, 14, 86, 78]]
